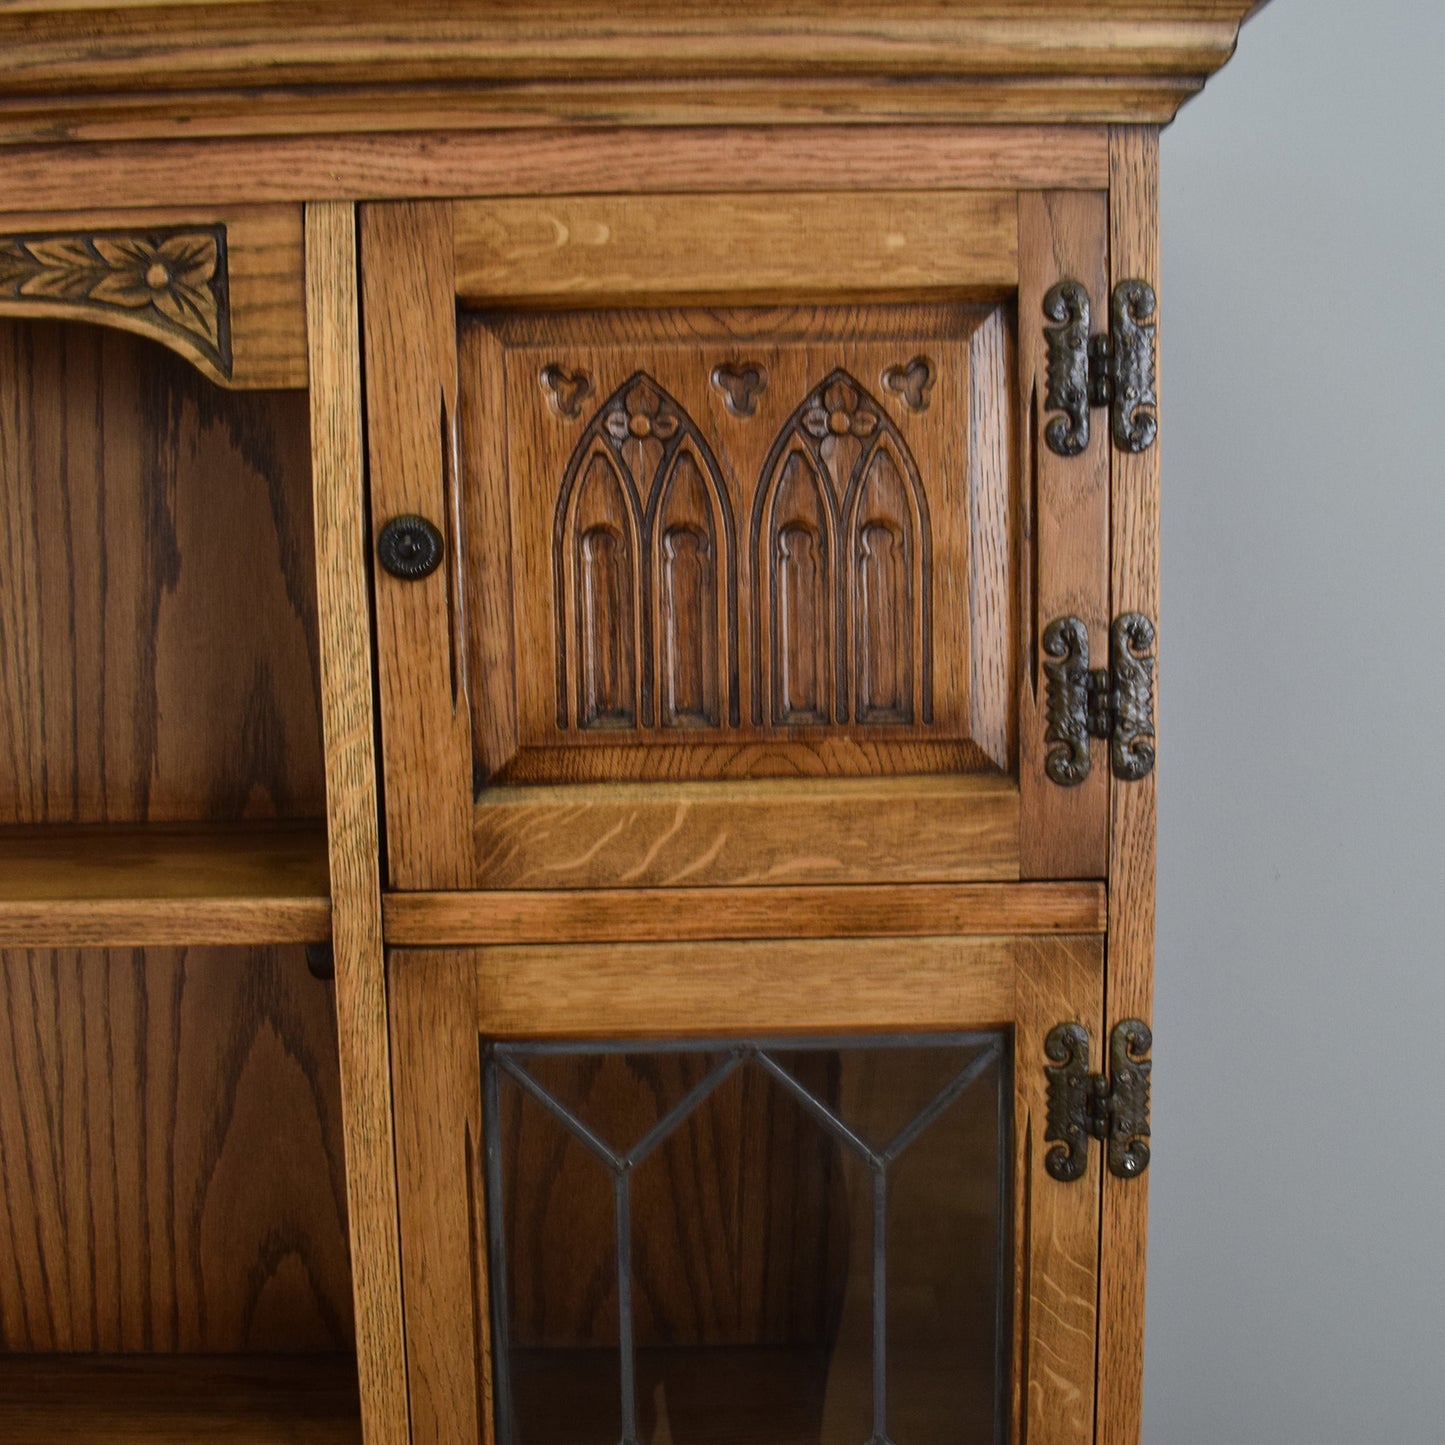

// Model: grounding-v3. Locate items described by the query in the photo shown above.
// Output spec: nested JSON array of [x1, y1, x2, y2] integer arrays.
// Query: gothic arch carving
[[751, 370, 932, 727], [553, 372, 736, 730]]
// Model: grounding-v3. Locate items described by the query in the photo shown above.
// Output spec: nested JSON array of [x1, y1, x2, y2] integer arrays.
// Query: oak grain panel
[[0, 945, 354, 1353], [0, 317, 324, 827], [1016, 191, 1111, 878], [473, 775, 1019, 889], [1097, 125, 1161, 1445], [0, 127, 1111, 208], [471, 936, 1018, 1038], [454, 192, 1017, 306], [305, 201, 410, 1445], [383, 882, 1106, 945], [0, 1354, 362, 1444], [0, 821, 329, 946]]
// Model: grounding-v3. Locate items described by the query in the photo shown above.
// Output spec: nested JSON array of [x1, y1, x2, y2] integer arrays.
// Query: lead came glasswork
[[483, 1034, 1010, 1445]]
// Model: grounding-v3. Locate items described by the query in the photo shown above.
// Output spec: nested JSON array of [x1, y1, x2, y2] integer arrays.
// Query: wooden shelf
[[0, 1355, 361, 1444], [0, 822, 331, 948]]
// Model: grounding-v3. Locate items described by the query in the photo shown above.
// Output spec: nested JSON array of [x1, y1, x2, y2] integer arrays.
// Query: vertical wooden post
[[305, 200, 410, 1445], [1017, 190, 1112, 880], [1097, 125, 1161, 1445]]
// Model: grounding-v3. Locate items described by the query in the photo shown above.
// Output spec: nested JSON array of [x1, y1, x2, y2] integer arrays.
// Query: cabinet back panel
[[0, 318, 324, 824], [0, 945, 355, 1353]]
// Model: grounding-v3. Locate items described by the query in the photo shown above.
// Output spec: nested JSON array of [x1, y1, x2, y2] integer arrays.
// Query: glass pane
[[485, 1035, 1008, 1445]]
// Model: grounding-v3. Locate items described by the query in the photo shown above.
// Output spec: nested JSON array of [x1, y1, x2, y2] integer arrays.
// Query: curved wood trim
[[0, 223, 232, 382], [0, 206, 306, 389]]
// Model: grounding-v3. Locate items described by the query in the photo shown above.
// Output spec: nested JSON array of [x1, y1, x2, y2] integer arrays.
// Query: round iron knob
[[377, 514, 444, 580]]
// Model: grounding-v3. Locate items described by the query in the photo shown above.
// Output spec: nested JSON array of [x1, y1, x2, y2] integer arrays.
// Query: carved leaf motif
[[881, 355, 935, 413], [0, 226, 230, 374]]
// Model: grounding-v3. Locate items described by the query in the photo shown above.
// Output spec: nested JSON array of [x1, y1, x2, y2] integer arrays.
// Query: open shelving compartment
[[0, 310, 361, 1440]]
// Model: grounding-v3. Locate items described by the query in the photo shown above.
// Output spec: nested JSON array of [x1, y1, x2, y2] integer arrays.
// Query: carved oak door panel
[[360, 196, 1111, 890]]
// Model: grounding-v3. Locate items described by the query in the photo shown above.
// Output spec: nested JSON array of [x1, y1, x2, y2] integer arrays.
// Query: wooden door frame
[[361, 186, 1113, 894], [389, 936, 1105, 1445]]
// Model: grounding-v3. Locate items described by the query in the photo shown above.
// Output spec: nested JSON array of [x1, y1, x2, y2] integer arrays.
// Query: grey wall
[[1147, 2, 1445, 1441]]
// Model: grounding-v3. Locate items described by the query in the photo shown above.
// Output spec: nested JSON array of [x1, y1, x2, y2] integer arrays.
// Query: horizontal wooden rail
[[384, 881, 1105, 945]]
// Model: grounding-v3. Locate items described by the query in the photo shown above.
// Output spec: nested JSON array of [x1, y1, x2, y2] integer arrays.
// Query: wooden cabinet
[[0, 5, 1263, 1443]]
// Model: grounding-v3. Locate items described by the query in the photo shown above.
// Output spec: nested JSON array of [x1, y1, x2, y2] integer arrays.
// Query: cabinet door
[[360, 193, 1110, 890], [390, 935, 1105, 1445]]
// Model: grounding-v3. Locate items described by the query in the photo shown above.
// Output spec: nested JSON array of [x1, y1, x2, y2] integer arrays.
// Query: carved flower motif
[[802, 378, 879, 440], [605, 379, 679, 443], [86, 234, 222, 345]]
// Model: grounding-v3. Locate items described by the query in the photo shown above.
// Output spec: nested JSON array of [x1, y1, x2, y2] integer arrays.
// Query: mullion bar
[[624, 1050, 744, 1168], [497, 1054, 625, 1169], [483, 1055, 516, 1445], [881, 1041, 1002, 1163], [616, 1169, 638, 1445], [872, 1163, 891, 1445], [751, 1049, 881, 1165]]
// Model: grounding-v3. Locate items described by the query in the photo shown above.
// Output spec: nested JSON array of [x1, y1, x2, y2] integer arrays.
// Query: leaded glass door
[[389, 935, 1105, 1445]]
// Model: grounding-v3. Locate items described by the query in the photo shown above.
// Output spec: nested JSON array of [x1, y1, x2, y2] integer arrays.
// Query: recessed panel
[[460, 304, 1015, 786]]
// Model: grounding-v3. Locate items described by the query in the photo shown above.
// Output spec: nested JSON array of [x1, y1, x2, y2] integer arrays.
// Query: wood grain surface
[[0, 127, 1110, 211], [1016, 190, 1111, 878], [471, 936, 1020, 1038], [359, 201, 474, 891], [388, 950, 488, 1445], [1096, 125, 1161, 1445], [454, 193, 1017, 306], [0, 821, 329, 946], [0, 1354, 362, 1444], [383, 882, 1106, 946], [305, 200, 410, 1445], [1012, 935, 1104, 1445], [0, 944, 354, 1352], [0, 205, 306, 389], [472, 775, 1020, 890], [0, 316, 324, 827]]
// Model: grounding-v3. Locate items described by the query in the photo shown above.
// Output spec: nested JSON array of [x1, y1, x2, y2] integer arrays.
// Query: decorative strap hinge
[[1042, 612, 1156, 787], [1043, 278, 1158, 457], [1044, 1019, 1152, 1183]]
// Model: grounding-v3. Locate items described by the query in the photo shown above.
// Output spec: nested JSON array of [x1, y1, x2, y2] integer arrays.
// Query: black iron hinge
[[1043, 278, 1158, 457], [1044, 1019, 1152, 1183], [1042, 612, 1156, 787]]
